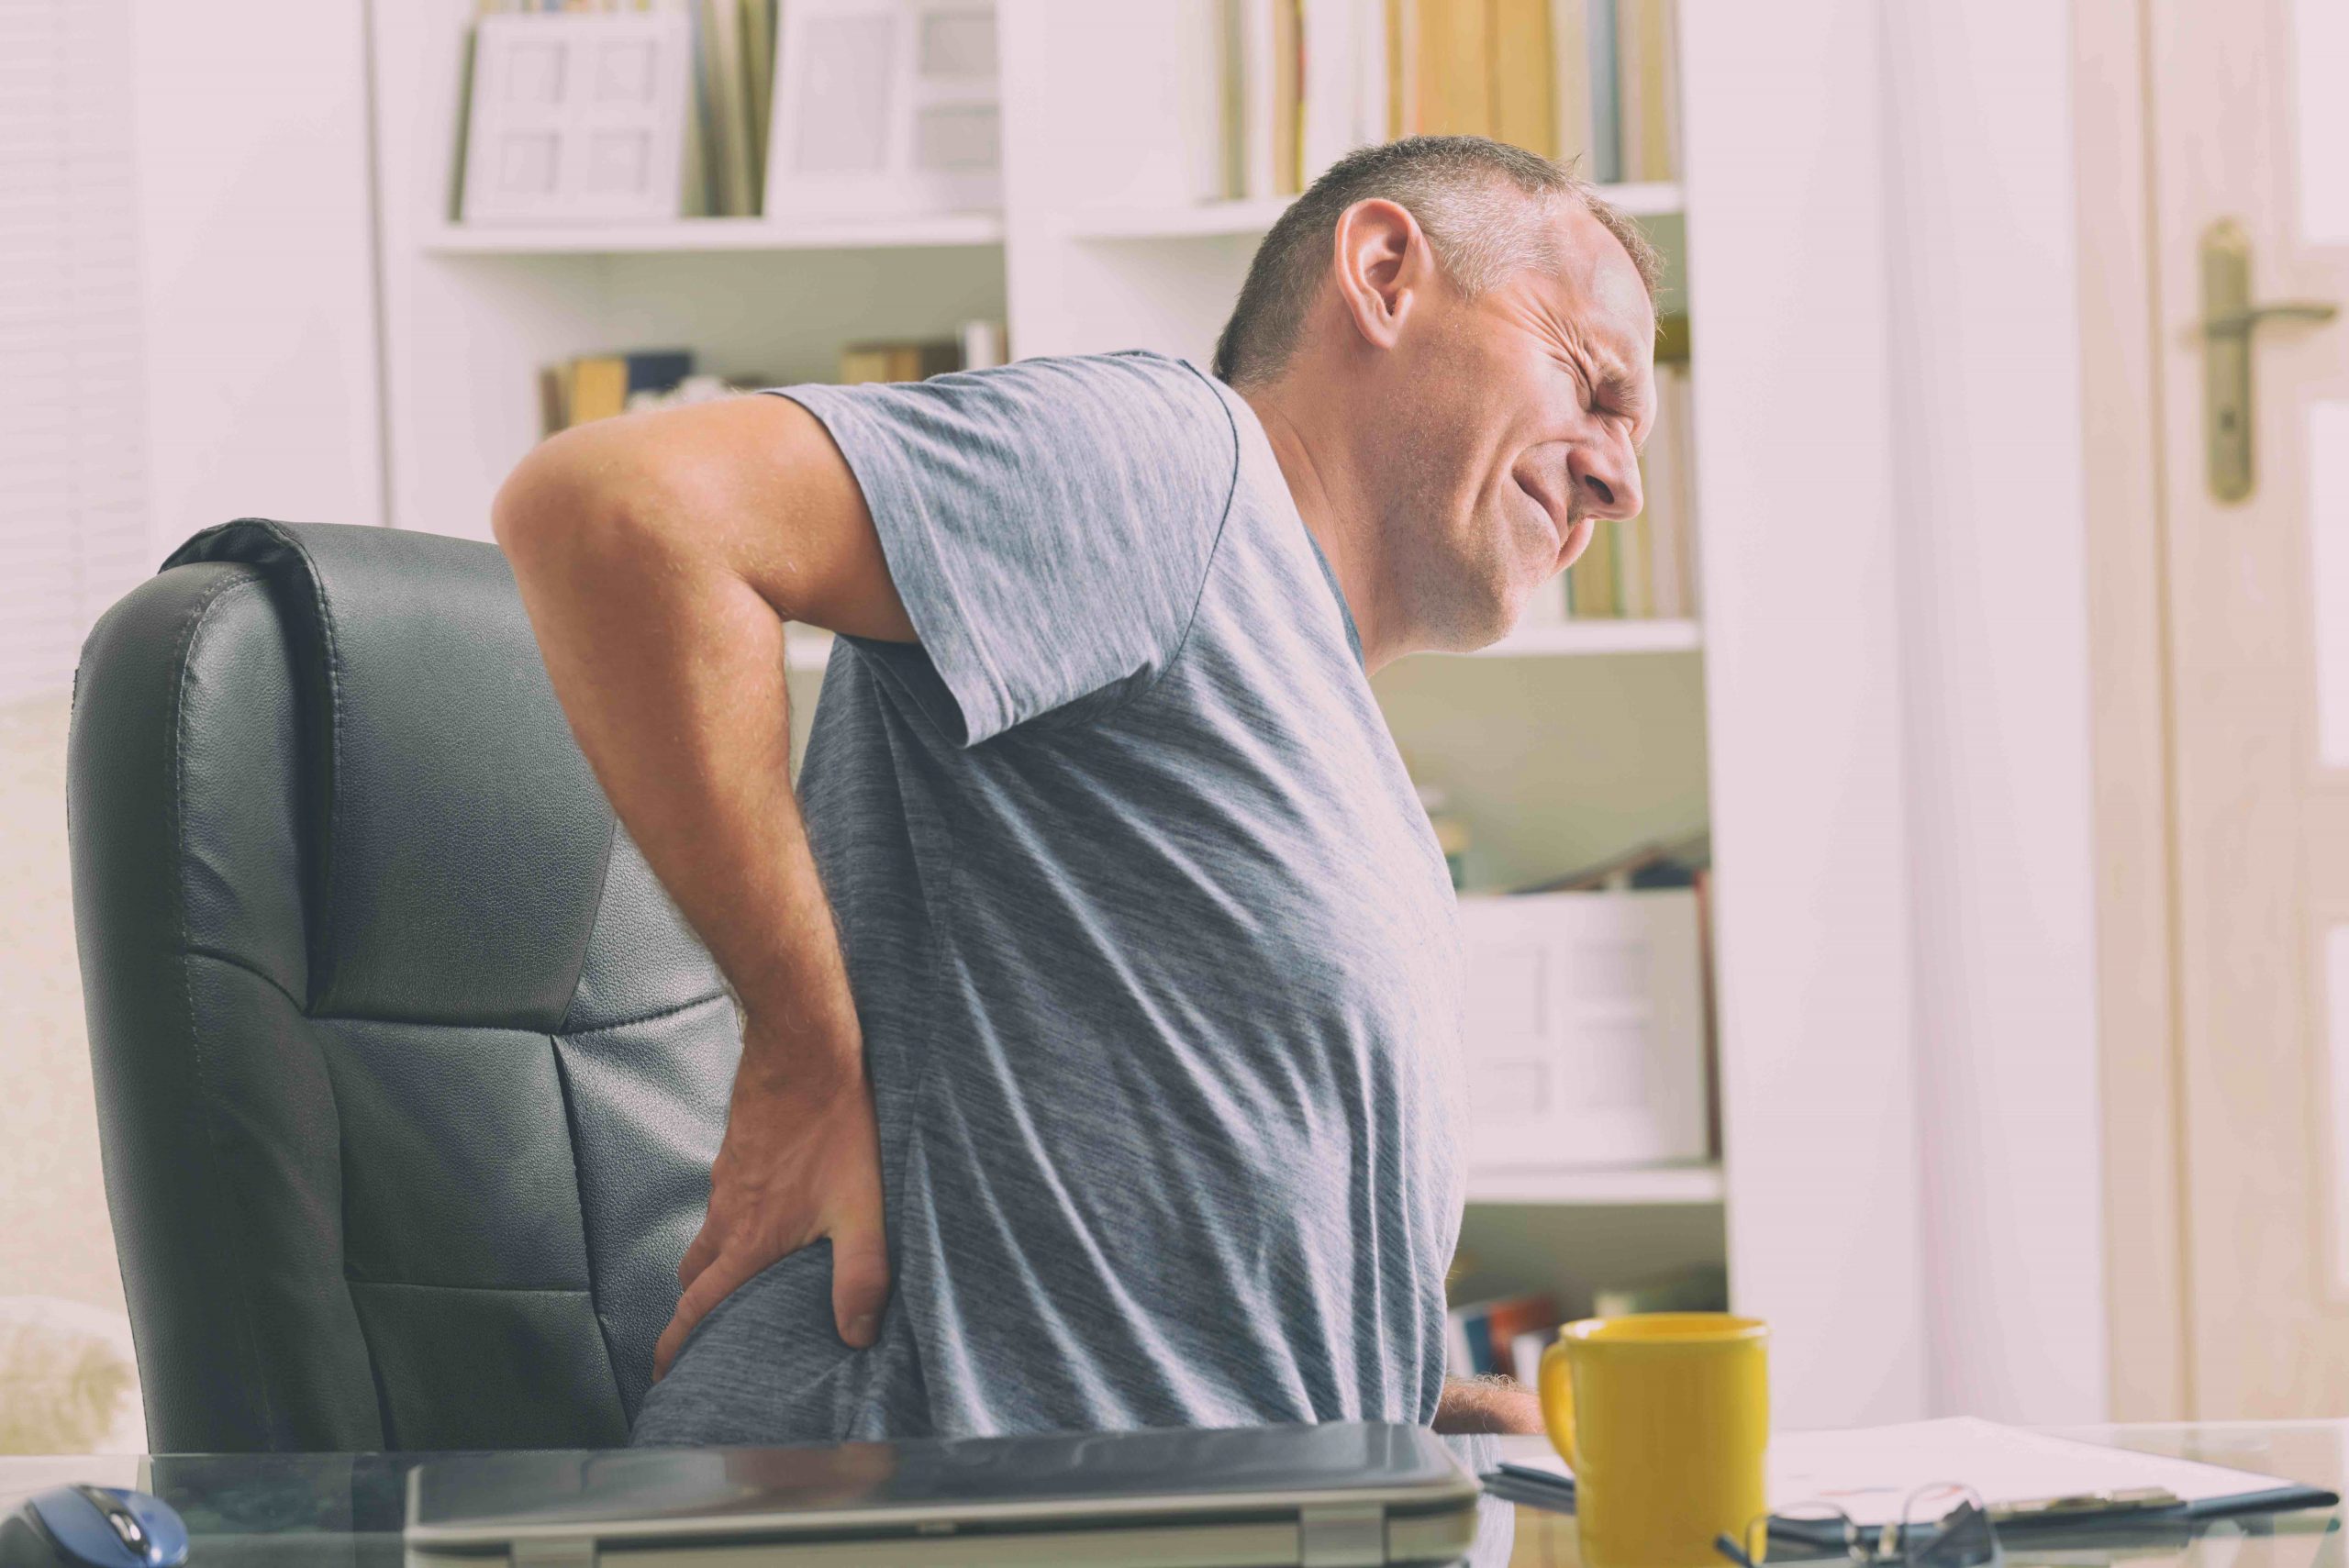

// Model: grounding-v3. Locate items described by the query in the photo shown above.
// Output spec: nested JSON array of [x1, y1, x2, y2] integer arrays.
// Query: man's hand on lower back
[[652, 1027, 892, 1382]]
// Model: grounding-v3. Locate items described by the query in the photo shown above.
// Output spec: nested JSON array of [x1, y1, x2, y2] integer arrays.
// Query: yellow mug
[[1538, 1313, 1770, 1568]]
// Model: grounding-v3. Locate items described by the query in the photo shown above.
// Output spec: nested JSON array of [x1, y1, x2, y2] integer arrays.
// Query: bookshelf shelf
[[1449, 618, 1702, 658], [1061, 183, 1684, 244], [1062, 197, 1300, 241], [420, 213, 1007, 256], [1466, 1163, 1725, 1207]]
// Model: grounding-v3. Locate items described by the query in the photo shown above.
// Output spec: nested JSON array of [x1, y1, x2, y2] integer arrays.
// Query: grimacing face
[[1374, 205, 1657, 651]]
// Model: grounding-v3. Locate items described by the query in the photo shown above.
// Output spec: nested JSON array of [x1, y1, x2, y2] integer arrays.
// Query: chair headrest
[[163, 519, 617, 1026]]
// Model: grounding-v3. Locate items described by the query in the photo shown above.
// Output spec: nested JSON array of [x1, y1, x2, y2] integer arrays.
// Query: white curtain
[[0, 0, 151, 705]]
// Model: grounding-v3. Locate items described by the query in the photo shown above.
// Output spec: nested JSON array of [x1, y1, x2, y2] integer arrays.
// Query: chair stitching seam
[[546, 1036, 629, 1421], [168, 572, 284, 1444], [555, 987, 731, 1040]]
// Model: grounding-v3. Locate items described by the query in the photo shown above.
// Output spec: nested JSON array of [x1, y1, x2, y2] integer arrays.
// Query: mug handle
[[1537, 1337, 1581, 1475]]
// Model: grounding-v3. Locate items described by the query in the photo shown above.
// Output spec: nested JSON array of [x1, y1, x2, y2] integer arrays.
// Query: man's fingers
[[829, 1222, 892, 1350], [652, 1249, 761, 1382], [677, 1222, 720, 1291]]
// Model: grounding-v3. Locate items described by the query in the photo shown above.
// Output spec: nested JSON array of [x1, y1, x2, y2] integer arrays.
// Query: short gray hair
[[1211, 135, 1663, 388]]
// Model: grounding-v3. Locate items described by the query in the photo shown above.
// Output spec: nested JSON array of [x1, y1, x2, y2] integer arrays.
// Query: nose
[[1570, 439, 1642, 521]]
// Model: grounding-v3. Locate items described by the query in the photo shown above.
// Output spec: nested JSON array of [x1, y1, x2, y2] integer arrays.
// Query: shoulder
[[779, 351, 1240, 485]]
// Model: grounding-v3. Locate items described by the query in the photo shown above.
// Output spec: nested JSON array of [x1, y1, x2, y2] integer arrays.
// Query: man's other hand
[[653, 1030, 892, 1381]]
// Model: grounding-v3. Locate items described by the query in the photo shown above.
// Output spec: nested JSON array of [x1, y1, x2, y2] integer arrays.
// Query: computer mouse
[[0, 1485, 187, 1568]]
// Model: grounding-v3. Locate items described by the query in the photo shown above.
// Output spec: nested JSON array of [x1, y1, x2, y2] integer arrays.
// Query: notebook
[[1486, 1417, 2338, 1535], [405, 1419, 1481, 1567]]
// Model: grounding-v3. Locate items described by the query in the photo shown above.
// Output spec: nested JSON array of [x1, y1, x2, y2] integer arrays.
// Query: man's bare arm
[[492, 392, 914, 1378], [1434, 1375, 1545, 1435]]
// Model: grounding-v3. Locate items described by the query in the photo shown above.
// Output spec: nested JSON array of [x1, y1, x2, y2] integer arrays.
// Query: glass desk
[[0, 1423, 2338, 1567]]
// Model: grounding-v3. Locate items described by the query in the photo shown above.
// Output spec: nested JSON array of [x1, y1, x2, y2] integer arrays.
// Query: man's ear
[[1328, 198, 1431, 353]]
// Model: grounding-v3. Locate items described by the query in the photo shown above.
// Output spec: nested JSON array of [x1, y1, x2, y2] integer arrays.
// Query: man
[[493, 134, 1660, 1448]]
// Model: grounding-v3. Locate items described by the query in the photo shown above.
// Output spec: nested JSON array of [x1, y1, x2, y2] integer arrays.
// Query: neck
[[1239, 380, 1404, 673]]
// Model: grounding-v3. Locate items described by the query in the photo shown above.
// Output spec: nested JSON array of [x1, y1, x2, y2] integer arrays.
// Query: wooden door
[[2151, 0, 2349, 1416]]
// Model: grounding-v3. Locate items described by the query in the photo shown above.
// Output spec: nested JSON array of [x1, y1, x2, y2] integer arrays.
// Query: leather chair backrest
[[67, 518, 740, 1452]]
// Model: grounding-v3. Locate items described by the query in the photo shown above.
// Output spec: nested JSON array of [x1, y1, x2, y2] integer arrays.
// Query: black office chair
[[66, 518, 741, 1452]]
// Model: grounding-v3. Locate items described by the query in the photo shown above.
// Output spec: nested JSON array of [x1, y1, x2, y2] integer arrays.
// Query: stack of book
[[837, 320, 1008, 384], [1447, 1268, 1730, 1385], [1204, 0, 1683, 204], [540, 347, 697, 434], [1446, 1292, 1558, 1381]]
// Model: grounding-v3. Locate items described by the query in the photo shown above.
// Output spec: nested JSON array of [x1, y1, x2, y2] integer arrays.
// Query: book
[[1569, 512, 1621, 617], [1273, 0, 1305, 194], [1234, 0, 1283, 198], [1549, 0, 1592, 170], [1583, 0, 1620, 181], [1613, 0, 1678, 181], [1491, 0, 1556, 156], [1446, 1292, 1557, 1377], [695, 0, 757, 215], [838, 339, 963, 384], [1616, 483, 1654, 618], [1659, 365, 1700, 613], [1641, 363, 1695, 617], [1385, 0, 1409, 137], [740, 0, 777, 198], [540, 349, 697, 434], [566, 356, 630, 425], [1301, 0, 1381, 183], [1401, 0, 1492, 138]]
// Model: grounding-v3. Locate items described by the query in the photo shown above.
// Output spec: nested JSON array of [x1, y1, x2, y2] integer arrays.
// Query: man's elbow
[[492, 431, 656, 590]]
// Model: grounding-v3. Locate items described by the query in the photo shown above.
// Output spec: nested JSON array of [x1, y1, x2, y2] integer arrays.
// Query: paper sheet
[[1497, 1418, 2315, 1528]]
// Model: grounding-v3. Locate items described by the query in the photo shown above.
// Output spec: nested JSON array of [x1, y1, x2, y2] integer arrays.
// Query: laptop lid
[[404, 1420, 1480, 1566]]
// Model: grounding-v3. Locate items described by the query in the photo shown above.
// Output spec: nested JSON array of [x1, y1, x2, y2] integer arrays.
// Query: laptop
[[403, 1419, 1481, 1566]]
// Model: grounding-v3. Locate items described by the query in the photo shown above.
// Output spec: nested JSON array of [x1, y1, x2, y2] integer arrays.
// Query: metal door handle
[[2203, 300, 2339, 335], [2201, 218, 2339, 503]]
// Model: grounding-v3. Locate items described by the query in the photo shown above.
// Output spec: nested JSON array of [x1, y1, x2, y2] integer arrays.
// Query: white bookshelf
[[1468, 1163, 1725, 1207], [365, 0, 1930, 1425]]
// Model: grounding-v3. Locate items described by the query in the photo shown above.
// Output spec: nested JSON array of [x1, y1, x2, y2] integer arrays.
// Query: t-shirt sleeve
[[766, 351, 1239, 748]]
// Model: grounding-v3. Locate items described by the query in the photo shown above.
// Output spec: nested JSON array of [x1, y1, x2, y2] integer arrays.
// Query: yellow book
[[741, 0, 775, 196], [1617, 484, 1654, 617], [1274, 0, 1304, 194], [1570, 514, 1621, 617], [838, 347, 894, 384], [1223, 1, 1251, 198], [566, 356, 629, 425], [1386, 0, 1411, 136], [1548, 0, 1591, 170], [1490, 0, 1555, 156], [1412, 0, 1491, 137]]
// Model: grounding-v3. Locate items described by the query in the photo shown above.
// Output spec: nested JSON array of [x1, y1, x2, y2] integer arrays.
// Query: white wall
[[1678, 0, 1930, 1428], [128, 0, 385, 556], [1879, 2, 2110, 1421], [0, 2, 384, 1448]]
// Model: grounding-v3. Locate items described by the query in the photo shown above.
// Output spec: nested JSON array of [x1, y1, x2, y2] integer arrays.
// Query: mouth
[[1514, 476, 1588, 567]]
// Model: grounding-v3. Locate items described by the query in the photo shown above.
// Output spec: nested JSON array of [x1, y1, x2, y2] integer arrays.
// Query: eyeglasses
[[1715, 1484, 2005, 1568]]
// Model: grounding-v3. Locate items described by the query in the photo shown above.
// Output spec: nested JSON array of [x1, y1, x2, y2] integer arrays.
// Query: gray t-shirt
[[630, 349, 1468, 1448]]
